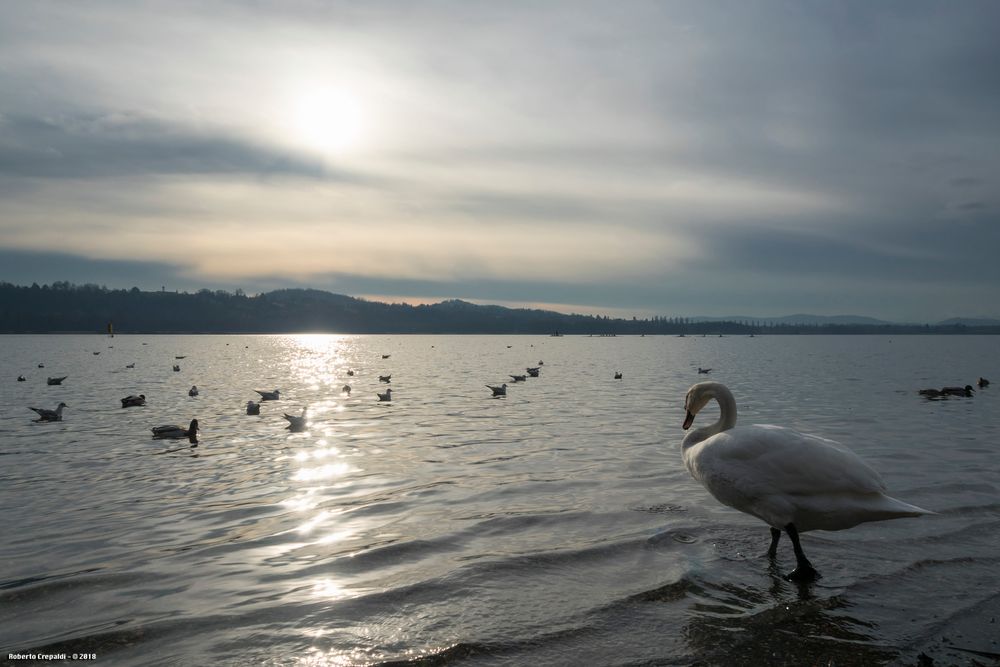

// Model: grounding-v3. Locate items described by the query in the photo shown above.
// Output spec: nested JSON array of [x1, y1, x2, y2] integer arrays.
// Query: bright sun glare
[[290, 88, 364, 156]]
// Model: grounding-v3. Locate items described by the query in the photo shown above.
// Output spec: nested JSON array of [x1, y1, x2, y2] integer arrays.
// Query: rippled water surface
[[1, 334, 998, 666]]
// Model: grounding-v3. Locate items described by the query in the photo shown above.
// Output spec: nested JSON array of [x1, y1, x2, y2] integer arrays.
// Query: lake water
[[1, 334, 998, 666]]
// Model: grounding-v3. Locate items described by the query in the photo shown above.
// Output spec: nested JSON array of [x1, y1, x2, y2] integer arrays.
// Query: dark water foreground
[[1, 335, 998, 666]]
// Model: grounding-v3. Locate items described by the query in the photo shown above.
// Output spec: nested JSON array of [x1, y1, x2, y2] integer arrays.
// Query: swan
[[30, 402, 68, 422], [121, 394, 146, 408], [680, 381, 931, 581], [46, 376, 68, 385], [255, 389, 280, 401], [283, 407, 308, 432], [487, 383, 507, 397], [377, 388, 392, 402], [152, 419, 199, 445], [188, 385, 199, 397], [246, 400, 261, 415]]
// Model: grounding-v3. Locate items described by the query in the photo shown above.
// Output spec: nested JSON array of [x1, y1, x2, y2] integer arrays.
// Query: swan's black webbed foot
[[782, 523, 820, 581], [766, 527, 781, 558]]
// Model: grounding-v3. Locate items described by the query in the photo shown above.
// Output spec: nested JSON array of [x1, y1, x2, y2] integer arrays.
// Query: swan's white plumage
[[681, 382, 930, 533]]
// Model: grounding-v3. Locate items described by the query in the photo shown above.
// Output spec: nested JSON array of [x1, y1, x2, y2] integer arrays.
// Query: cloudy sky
[[1, 1, 998, 321]]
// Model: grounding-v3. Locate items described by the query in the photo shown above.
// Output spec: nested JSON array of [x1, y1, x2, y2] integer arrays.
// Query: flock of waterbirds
[[918, 376, 989, 399]]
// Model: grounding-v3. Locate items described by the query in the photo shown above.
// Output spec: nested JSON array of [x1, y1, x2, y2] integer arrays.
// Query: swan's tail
[[881, 495, 935, 517]]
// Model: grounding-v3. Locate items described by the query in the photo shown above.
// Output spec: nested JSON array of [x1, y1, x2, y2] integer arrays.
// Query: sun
[[290, 88, 364, 156]]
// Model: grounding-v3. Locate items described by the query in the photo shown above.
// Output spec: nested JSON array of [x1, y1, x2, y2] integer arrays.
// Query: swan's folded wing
[[699, 425, 887, 498]]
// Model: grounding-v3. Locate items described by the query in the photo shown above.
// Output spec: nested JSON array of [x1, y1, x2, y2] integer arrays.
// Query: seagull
[[979, 377, 990, 388], [30, 402, 68, 422], [487, 383, 507, 397], [121, 394, 146, 408], [342, 385, 352, 396], [526, 367, 540, 377], [509, 374, 527, 382], [17, 375, 26, 382], [255, 389, 280, 401], [614, 371, 623, 380], [188, 385, 199, 397], [283, 407, 308, 432], [46, 376, 68, 385], [379, 375, 392, 383], [152, 419, 199, 445], [941, 385, 975, 397], [246, 401, 261, 415], [698, 367, 712, 374], [377, 388, 393, 402]]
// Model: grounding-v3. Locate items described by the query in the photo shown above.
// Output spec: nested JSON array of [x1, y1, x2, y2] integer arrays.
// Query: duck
[[681, 381, 931, 581], [379, 375, 392, 383], [246, 400, 261, 415], [342, 384, 352, 396], [347, 369, 355, 376], [152, 419, 199, 445], [121, 394, 147, 408], [172, 365, 181, 372], [255, 389, 280, 401], [29, 402, 68, 422], [487, 383, 507, 397], [188, 385, 199, 397], [17, 375, 26, 382], [698, 367, 712, 374], [283, 407, 308, 432], [538, 360, 544, 365], [978, 377, 990, 388], [918, 388, 944, 398], [46, 376, 68, 385], [377, 388, 393, 402], [614, 371, 623, 380], [510, 374, 527, 382], [940, 385, 974, 397], [526, 367, 540, 377]]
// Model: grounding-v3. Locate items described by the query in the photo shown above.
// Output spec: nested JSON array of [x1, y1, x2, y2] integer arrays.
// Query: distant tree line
[[0, 282, 998, 334]]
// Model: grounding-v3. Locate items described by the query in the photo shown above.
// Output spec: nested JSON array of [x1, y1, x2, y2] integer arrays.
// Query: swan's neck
[[683, 384, 738, 448]]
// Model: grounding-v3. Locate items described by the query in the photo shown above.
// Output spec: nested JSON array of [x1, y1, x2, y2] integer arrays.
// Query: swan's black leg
[[767, 527, 781, 558], [783, 523, 819, 581]]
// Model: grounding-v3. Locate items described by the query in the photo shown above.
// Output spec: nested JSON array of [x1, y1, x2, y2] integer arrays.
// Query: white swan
[[681, 381, 931, 581]]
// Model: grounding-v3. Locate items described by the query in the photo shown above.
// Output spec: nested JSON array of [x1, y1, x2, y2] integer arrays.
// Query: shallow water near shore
[[1, 334, 999, 666]]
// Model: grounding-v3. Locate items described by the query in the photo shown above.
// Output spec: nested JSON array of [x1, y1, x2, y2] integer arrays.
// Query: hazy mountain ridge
[[1, 283, 998, 334]]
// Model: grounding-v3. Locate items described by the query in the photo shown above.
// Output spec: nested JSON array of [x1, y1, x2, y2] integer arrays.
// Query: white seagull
[[30, 402, 68, 422]]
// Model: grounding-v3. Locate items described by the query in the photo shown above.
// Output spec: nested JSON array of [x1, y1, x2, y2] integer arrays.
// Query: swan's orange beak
[[683, 411, 695, 430]]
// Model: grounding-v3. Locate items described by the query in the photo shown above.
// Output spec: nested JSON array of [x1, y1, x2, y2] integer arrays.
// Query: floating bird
[[175, 356, 186, 359], [538, 360, 544, 365], [377, 388, 393, 402], [979, 377, 990, 388], [30, 402, 68, 422], [93, 351, 100, 356], [125, 363, 135, 369], [121, 394, 146, 408], [246, 401, 260, 415], [342, 385, 352, 396], [172, 365, 180, 372], [283, 407, 308, 432], [681, 381, 931, 581], [188, 385, 199, 397], [941, 385, 975, 397], [526, 367, 540, 377], [487, 383, 507, 397], [256, 389, 280, 401], [152, 419, 199, 445], [17, 375, 26, 382], [379, 375, 392, 383], [614, 371, 623, 380], [698, 367, 712, 374], [46, 376, 68, 385], [510, 374, 527, 382], [347, 369, 355, 376], [382, 354, 391, 359], [37, 363, 45, 368], [918, 388, 944, 398]]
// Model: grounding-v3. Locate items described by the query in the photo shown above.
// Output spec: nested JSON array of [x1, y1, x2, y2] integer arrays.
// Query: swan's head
[[682, 382, 719, 430]]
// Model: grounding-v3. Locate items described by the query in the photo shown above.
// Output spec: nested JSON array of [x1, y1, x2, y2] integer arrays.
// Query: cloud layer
[[1, 1, 998, 320]]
